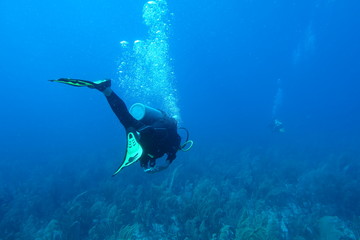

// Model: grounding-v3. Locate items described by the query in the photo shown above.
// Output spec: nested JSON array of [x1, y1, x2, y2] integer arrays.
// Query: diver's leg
[[103, 88, 143, 129]]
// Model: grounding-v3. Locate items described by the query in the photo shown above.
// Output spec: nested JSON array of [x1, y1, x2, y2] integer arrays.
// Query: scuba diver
[[49, 78, 193, 175], [270, 119, 285, 133]]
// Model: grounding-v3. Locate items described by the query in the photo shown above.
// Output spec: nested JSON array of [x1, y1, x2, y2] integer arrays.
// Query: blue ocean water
[[1, 0, 360, 239]]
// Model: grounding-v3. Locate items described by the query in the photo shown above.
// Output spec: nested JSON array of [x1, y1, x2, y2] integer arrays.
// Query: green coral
[[1, 144, 360, 240], [318, 216, 356, 240], [235, 208, 282, 240], [35, 219, 63, 240]]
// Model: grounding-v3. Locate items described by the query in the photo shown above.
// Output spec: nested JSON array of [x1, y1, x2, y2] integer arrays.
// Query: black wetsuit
[[106, 92, 181, 168]]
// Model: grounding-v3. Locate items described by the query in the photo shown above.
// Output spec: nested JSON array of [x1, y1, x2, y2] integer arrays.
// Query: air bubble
[[120, 41, 129, 48], [117, 0, 180, 121]]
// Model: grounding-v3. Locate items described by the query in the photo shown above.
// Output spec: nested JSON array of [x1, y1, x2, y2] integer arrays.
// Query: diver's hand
[[143, 160, 171, 174], [144, 167, 159, 174]]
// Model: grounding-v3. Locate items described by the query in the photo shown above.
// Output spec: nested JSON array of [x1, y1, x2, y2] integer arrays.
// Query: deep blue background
[[1, 0, 360, 183]]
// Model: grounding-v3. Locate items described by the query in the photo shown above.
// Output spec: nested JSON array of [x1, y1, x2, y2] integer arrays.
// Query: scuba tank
[[130, 103, 164, 125]]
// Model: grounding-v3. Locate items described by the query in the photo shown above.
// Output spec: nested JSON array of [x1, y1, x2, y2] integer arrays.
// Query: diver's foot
[[91, 79, 112, 92]]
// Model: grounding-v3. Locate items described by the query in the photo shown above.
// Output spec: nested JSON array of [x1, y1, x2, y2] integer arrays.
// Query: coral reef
[[0, 148, 359, 240]]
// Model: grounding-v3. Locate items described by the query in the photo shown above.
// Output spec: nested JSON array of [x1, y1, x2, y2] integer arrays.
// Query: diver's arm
[[143, 159, 171, 174], [144, 151, 176, 174]]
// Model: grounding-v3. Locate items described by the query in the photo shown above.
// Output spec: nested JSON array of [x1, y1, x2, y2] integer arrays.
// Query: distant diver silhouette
[[50, 78, 193, 175], [270, 119, 285, 133]]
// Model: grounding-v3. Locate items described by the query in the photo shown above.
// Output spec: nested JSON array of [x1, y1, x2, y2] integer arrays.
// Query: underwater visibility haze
[[1, 0, 360, 239]]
